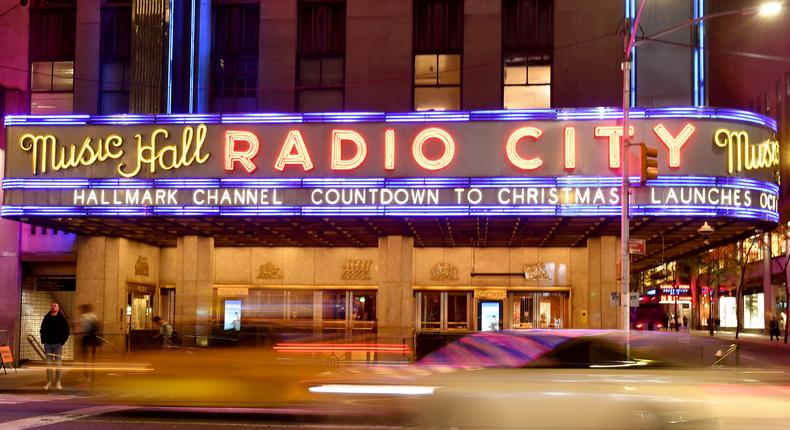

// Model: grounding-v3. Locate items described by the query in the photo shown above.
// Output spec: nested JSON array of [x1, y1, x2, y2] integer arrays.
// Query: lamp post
[[620, 1, 782, 356]]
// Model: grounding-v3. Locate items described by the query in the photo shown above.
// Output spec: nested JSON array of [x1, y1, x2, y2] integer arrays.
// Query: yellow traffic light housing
[[639, 143, 658, 185]]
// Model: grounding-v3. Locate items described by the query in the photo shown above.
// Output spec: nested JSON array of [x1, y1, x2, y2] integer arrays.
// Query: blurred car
[[90, 347, 325, 408], [306, 330, 790, 429]]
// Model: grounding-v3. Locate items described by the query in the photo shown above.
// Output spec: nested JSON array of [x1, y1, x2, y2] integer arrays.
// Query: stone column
[[76, 236, 126, 354], [377, 236, 414, 346], [587, 236, 619, 329], [175, 236, 214, 346]]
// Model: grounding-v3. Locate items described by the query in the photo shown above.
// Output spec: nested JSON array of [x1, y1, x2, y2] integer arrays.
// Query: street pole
[[622, 0, 647, 361]]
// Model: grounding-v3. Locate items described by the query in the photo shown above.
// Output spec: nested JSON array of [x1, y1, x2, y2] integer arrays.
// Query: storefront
[[1, 108, 780, 353]]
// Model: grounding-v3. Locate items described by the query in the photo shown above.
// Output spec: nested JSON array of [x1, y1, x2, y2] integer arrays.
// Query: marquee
[[1, 107, 779, 224]]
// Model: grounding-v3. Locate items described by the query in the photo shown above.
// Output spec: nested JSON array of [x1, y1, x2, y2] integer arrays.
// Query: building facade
[[0, 0, 785, 361]]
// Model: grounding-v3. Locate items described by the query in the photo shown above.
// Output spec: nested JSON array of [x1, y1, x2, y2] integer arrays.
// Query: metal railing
[[712, 343, 740, 367], [26, 334, 46, 360]]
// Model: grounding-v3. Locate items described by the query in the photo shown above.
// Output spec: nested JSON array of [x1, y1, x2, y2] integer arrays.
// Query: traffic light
[[639, 143, 658, 185]]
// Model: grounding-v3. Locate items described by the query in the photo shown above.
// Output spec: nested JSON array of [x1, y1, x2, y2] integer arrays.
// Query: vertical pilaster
[[76, 236, 125, 354], [74, 0, 101, 113], [176, 236, 214, 346], [259, 0, 297, 111], [377, 236, 414, 344], [587, 236, 619, 329], [462, 0, 501, 109]]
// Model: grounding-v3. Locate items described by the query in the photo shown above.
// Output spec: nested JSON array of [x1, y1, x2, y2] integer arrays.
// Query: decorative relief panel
[[134, 256, 149, 276], [431, 263, 458, 281], [342, 259, 372, 280], [257, 262, 282, 279], [523, 263, 550, 281]]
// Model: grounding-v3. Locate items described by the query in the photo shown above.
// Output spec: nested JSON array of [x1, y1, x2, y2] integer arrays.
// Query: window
[[297, 0, 345, 112], [241, 289, 375, 333], [417, 291, 471, 331], [211, 2, 260, 113], [502, 0, 553, 109], [413, 0, 462, 111], [100, 2, 132, 114], [511, 292, 568, 329], [29, 0, 77, 114]]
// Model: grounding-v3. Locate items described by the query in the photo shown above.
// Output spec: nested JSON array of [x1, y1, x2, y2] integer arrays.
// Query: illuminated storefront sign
[[1, 108, 780, 222], [659, 285, 692, 303]]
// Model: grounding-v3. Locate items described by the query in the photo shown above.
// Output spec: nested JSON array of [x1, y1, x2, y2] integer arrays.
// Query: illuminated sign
[[1, 108, 780, 223], [659, 285, 692, 303]]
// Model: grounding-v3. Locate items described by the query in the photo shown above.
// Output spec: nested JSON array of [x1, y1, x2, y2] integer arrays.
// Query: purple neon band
[[3, 107, 777, 131]]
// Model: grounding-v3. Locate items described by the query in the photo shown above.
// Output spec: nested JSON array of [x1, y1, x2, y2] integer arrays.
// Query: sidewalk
[[0, 366, 87, 393], [690, 329, 790, 348]]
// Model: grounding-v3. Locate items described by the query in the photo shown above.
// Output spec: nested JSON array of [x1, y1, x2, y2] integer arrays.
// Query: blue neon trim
[[3, 175, 778, 194], [166, 0, 175, 113], [2, 203, 777, 222], [3, 107, 777, 130], [189, 0, 196, 113]]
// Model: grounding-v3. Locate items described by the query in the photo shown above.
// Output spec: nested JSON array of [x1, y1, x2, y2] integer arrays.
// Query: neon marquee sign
[[1, 108, 780, 223]]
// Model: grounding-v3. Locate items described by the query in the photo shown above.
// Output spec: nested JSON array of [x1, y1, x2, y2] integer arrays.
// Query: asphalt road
[[0, 332, 787, 429], [0, 394, 407, 429]]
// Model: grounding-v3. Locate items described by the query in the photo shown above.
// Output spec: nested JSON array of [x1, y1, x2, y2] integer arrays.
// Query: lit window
[[502, 0, 553, 109], [417, 291, 470, 331], [413, 0, 462, 111]]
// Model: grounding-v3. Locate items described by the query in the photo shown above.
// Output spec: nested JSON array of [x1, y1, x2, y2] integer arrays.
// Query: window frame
[[501, 0, 554, 109], [415, 291, 471, 332], [412, 0, 463, 111], [98, 1, 132, 114], [296, 0, 346, 112], [210, 1, 261, 113]]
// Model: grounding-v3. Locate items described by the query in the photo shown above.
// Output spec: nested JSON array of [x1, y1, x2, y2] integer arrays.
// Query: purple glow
[[4, 107, 777, 131]]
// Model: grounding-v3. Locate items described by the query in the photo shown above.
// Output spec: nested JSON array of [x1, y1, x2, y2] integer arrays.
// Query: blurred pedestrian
[[78, 304, 99, 381], [662, 314, 669, 331], [769, 316, 780, 342], [682, 315, 688, 328], [707, 316, 714, 336], [40, 302, 70, 391], [153, 316, 177, 347], [715, 317, 721, 333], [673, 314, 680, 332]]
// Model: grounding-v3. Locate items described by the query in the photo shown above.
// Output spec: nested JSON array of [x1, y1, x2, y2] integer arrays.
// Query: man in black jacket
[[40, 302, 70, 391]]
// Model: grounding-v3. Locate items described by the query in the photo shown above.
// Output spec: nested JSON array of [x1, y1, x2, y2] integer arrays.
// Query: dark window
[[99, 2, 132, 114], [211, 2, 260, 113], [502, 0, 553, 109], [413, 0, 462, 111], [30, 225, 37, 235], [297, 0, 345, 112], [29, 0, 77, 113]]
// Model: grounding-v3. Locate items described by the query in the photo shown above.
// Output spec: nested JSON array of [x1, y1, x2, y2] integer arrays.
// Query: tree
[[700, 246, 734, 334], [730, 239, 760, 340]]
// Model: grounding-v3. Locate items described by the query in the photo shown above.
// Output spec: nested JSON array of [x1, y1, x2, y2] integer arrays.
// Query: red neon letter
[[505, 127, 544, 170], [224, 131, 260, 173], [653, 123, 694, 168], [412, 127, 455, 171], [274, 130, 314, 171], [385, 129, 395, 170], [331, 130, 367, 170], [564, 127, 576, 170], [594, 126, 634, 169]]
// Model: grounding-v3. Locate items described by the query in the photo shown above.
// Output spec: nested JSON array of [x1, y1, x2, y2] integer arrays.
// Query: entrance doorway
[[127, 284, 156, 350]]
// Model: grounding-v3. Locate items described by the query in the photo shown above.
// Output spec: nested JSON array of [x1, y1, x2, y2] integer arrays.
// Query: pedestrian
[[663, 314, 669, 331], [40, 302, 70, 391], [153, 316, 176, 347], [674, 314, 680, 332], [769, 316, 780, 341], [715, 317, 721, 333], [682, 315, 688, 328], [707, 316, 714, 336], [78, 304, 99, 381]]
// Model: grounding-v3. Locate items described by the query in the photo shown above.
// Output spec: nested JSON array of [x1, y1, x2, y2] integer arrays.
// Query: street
[[1, 331, 788, 429]]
